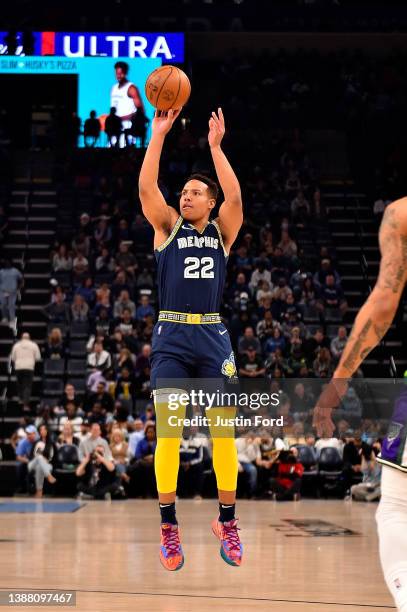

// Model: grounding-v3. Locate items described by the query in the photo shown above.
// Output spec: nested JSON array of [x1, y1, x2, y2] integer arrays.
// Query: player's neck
[[186, 219, 210, 233]]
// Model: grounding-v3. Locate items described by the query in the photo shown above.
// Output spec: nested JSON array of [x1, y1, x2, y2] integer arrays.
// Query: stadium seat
[[54, 444, 80, 496], [66, 359, 87, 376], [43, 358, 65, 377], [70, 322, 90, 338], [68, 340, 87, 358], [43, 378, 64, 397]]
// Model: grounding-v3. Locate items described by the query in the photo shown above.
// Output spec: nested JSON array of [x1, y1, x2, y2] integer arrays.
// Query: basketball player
[[313, 200, 407, 611], [139, 107, 243, 570], [110, 61, 144, 147]]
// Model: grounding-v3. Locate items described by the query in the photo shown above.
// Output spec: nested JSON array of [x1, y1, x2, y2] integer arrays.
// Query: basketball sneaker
[[159, 523, 184, 571], [211, 518, 243, 566]]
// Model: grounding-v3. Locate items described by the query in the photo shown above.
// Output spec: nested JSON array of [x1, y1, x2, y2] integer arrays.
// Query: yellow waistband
[[158, 310, 221, 324]]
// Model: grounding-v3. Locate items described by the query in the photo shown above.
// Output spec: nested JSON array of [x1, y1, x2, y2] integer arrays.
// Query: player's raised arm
[[313, 199, 407, 437], [209, 108, 243, 252], [138, 109, 181, 232], [334, 200, 407, 379]]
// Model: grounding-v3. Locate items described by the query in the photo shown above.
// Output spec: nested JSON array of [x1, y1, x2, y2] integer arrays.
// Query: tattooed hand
[[312, 378, 349, 438]]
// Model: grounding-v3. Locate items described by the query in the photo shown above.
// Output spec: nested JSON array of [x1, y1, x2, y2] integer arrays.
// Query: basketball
[[145, 65, 191, 111]]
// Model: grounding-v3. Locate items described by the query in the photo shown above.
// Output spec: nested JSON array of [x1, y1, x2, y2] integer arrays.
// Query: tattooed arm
[[334, 200, 407, 378]]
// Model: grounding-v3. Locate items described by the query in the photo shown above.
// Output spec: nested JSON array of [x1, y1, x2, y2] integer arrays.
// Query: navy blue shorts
[[150, 321, 237, 389]]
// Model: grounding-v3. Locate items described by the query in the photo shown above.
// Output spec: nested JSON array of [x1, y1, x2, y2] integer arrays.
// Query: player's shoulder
[[382, 198, 407, 233]]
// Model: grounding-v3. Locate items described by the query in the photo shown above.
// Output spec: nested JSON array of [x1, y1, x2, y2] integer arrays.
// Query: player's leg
[[208, 408, 243, 566], [197, 324, 243, 565], [376, 466, 407, 611]]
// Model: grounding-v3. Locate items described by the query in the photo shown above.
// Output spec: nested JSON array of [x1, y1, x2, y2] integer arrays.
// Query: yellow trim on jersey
[[156, 216, 183, 253], [158, 310, 221, 324], [211, 219, 228, 256]]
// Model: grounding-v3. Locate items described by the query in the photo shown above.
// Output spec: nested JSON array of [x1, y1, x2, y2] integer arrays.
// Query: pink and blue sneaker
[[211, 518, 243, 566], [159, 523, 184, 571]]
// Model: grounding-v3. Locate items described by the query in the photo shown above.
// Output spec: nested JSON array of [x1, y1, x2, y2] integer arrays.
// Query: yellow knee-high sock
[[154, 438, 182, 494], [153, 389, 186, 494], [209, 407, 238, 491], [212, 437, 238, 491]]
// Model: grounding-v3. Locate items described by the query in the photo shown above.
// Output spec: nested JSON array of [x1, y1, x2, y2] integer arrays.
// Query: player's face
[[180, 180, 215, 221], [115, 68, 126, 83]]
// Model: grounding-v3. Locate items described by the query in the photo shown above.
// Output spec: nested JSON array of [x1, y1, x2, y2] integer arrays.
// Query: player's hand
[[151, 108, 182, 136], [208, 107, 225, 148], [312, 378, 349, 438]]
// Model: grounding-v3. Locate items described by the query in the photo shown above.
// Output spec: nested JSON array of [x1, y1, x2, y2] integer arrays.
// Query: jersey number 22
[[184, 256, 214, 279]]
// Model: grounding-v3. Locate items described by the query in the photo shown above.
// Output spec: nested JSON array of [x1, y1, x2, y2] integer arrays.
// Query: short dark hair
[[114, 61, 129, 74], [186, 174, 219, 202]]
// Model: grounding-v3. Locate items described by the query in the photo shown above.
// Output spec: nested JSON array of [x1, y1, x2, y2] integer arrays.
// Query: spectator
[[76, 444, 119, 500], [115, 242, 137, 277], [128, 418, 145, 458], [336, 386, 363, 421], [330, 326, 348, 363], [313, 258, 341, 290], [115, 367, 137, 407], [115, 347, 134, 373], [87, 341, 112, 372], [235, 435, 262, 498], [58, 421, 80, 447], [86, 369, 107, 393], [317, 274, 348, 315], [249, 261, 271, 294], [351, 441, 382, 502], [71, 294, 89, 322], [86, 401, 107, 427], [277, 230, 297, 258], [256, 310, 281, 344], [264, 328, 286, 357], [116, 308, 138, 339], [15, 424, 38, 492], [86, 381, 114, 414], [135, 295, 154, 321], [52, 245, 72, 273], [44, 327, 65, 359], [94, 218, 112, 247], [111, 270, 131, 301], [113, 290, 136, 319], [83, 110, 101, 147], [239, 348, 266, 378], [105, 107, 122, 147], [268, 448, 304, 501], [110, 428, 130, 483], [128, 423, 157, 497], [43, 291, 70, 324], [58, 402, 84, 434], [72, 252, 90, 282], [312, 347, 333, 377], [78, 422, 111, 460], [58, 383, 82, 412], [10, 333, 41, 412], [178, 427, 206, 499], [238, 326, 262, 356], [28, 424, 57, 498], [76, 277, 96, 306], [95, 247, 116, 274], [0, 259, 23, 326], [298, 277, 318, 307], [303, 328, 330, 365]]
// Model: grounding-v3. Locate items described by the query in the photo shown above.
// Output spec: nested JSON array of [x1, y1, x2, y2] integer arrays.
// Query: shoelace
[[222, 522, 241, 552], [162, 527, 181, 556]]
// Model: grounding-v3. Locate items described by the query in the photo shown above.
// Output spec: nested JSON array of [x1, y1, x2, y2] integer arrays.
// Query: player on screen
[[139, 107, 244, 571], [110, 61, 144, 147], [313, 200, 407, 612]]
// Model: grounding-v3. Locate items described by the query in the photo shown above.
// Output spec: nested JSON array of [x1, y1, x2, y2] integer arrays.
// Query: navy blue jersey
[[155, 216, 227, 313]]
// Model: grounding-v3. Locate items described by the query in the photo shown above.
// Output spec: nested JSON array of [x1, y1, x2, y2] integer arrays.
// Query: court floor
[[0, 498, 395, 611]]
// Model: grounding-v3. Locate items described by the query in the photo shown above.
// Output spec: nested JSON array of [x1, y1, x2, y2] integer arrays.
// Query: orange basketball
[[145, 65, 191, 111]]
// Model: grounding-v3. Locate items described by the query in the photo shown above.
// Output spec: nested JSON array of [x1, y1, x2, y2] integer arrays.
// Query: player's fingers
[[212, 111, 221, 127], [218, 107, 225, 125]]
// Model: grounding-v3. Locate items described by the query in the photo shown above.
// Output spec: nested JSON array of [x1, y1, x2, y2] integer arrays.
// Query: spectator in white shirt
[[10, 333, 41, 411], [87, 341, 112, 372]]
